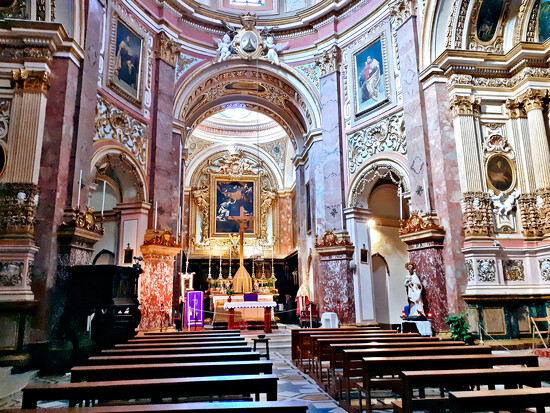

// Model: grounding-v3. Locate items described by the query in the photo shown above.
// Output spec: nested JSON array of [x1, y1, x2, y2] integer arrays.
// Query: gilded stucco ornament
[[503, 260, 525, 281], [539, 258, 550, 282], [11, 69, 50, 95], [399, 212, 443, 236], [505, 99, 527, 119], [488, 189, 519, 233], [462, 192, 493, 237], [0, 261, 23, 287], [388, 0, 417, 28], [466, 259, 475, 282], [518, 89, 547, 112], [477, 259, 496, 282], [156, 33, 181, 67], [314, 46, 340, 77], [449, 95, 481, 117], [0, 183, 39, 236], [517, 194, 541, 237]]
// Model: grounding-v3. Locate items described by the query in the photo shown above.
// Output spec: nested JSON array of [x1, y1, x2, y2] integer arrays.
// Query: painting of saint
[[113, 20, 143, 99], [486, 155, 514, 193], [539, 0, 550, 43], [355, 39, 385, 114], [476, 0, 505, 43], [215, 181, 254, 233]]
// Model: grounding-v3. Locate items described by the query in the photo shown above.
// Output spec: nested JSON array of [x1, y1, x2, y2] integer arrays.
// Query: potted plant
[[226, 289, 234, 302], [444, 311, 476, 345]]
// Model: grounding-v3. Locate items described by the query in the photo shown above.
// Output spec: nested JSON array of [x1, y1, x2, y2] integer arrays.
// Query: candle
[[154, 201, 158, 230], [101, 180, 106, 217], [208, 247, 212, 278], [423, 178, 429, 213], [219, 253, 222, 279], [229, 244, 232, 278], [271, 245, 274, 275], [185, 250, 189, 274], [77, 169, 82, 209], [399, 186, 403, 220]]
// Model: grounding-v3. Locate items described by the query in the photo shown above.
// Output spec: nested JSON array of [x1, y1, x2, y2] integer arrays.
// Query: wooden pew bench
[[291, 327, 382, 366], [87, 351, 261, 365], [449, 387, 550, 413], [14, 400, 308, 413], [100, 345, 252, 356], [324, 340, 460, 389], [126, 337, 246, 344], [71, 360, 273, 382], [392, 366, 550, 413], [22, 374, 279, 408], [114, 340, 247, 350], [143, 330, 241, 336], [338, 345, 493, 406], [356, 353, 539, 413]]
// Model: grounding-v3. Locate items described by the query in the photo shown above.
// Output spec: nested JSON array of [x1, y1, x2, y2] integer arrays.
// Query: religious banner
[[185, 290, 204, 328]]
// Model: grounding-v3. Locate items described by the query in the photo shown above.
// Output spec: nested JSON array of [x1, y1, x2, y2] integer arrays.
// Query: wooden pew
[[393, 366, 550, 413], [114, 340, 247, 349], [339, 345, 493, 405], [449, 387, 550, 413], [291, 327, 381, 363], [129, 335, 244, 341], [143, 330, 241, 336], [309, 333, 422, 378], [71, 360, 273, 382], [100, 345, 251, 356], [357, 353, 539, 413], [323, 339, 461, 388], [87, 351, 261, 365], [21, 374, 279, 408], [126, 337, 246, 344], [14, 400, 308, 413]]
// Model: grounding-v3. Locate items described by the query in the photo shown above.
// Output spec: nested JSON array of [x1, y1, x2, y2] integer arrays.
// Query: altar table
[[224, 301, 277, 333]]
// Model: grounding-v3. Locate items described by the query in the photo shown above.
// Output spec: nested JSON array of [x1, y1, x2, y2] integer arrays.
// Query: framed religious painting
[[107, 14, 145, 106], [210, 176, 259, 236], [352, 34, 390, 118], [486, 154, 516, 193]]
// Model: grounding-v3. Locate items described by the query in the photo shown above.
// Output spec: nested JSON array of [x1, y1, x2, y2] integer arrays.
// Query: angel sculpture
[[488, 189, 519, 220], [264, 35, 287, 65], [215, 34, 232, 63]]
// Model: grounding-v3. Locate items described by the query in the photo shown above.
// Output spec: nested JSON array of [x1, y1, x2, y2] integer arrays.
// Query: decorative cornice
[[156, 32, 181, 67], [314, 46, 340, 77], [61, 207, 104, 235], [399, 212, 443, 236], [449, 95, 481, 117], [315, 229, 352, 248], [11, 69, 50, 95], [518, 88, 547, 112], [389, 0, 417, 29]]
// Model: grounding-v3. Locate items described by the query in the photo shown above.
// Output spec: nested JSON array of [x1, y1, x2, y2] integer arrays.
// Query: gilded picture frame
[[486, 154, 516, 193], [209, 175, 259, 237], [107, 13, 146, 107]]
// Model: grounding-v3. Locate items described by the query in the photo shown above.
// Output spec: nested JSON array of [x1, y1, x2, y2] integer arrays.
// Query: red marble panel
[[139, 254, 175, 330]]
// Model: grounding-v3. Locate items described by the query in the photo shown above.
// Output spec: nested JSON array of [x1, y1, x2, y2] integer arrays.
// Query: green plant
[[226, 289, 234, 297], [444, 311, 476, 345]]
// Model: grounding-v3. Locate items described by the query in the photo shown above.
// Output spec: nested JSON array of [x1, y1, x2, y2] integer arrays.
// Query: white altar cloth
[[224, 301, 276, 310]]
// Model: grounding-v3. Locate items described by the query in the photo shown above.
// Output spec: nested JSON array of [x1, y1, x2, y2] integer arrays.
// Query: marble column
[[148, 33, 181, 233], [139, 229, 180, 330], [294, 163, 309, 289], [278, 192, 294, 257]]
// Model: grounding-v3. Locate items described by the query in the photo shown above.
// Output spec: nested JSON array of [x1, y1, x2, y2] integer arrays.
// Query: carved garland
[[349, 162, 409, 208]]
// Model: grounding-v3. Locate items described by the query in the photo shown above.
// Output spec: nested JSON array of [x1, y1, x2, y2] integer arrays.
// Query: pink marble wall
[[424, 82, 467, 314], [139, 254, 176, 330], [316, 248, 356, 324], [407, 241, 448, 331], [278, 195, 293, 256]]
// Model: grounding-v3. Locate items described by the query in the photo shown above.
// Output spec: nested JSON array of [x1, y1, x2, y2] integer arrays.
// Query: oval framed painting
[[486, 154, 516, 193], [476, 0, 506, 43]]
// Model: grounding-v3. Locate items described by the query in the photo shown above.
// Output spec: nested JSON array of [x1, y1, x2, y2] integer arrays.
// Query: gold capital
[[518, 89, 547, 112], [449, 95, 481, 118], [314, 46, 340, 77], [155, 33, 181, 67], [505, 98, 526, 119], [11, 69, 50, 95]]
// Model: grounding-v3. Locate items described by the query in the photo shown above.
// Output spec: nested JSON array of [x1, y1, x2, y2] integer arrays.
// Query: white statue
[[214, 34, 232, 62], [264, 35, 287, 65], [488, 189, 519, 220], [404, 262, 425, 317]]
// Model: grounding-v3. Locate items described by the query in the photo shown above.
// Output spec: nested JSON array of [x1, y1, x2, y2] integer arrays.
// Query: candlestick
[[208, 246, 212, 279], [271, 245, 274, 276], [77, 169, 82, 209], [423, 178, 429, 213], [185, 250, 189, 274], [154, 201, 158, 230], [399, 186, 403, 220], [218, 253, 222, 279], [101, 180, 106, 217], [229, 243, 232, 278]]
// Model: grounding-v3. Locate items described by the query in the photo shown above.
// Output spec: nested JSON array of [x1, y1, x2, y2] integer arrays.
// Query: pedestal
[[228, 308, 235, 330], [138, 229, 180, 330], [264, 307, 272, 334]]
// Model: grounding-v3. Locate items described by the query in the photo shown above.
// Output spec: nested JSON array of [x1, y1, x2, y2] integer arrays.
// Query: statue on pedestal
[[404, 262, 425, 317]]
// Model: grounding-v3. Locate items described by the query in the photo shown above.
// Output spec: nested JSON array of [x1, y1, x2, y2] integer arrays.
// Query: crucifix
[[228, 206, 255, 292]]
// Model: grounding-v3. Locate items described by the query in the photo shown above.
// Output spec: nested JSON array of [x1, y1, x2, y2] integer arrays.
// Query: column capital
[[11, 69, 50, 95], [155, 32, 181, 67], [518, 89, 547, 112], [314, 46, 340, 77], [389, 0, 417, 28], [505, 98, 527, 119], [449, 95, 481, 118]]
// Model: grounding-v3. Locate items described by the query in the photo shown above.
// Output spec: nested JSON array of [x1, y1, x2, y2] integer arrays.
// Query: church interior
[[1, 0, 550, 410]]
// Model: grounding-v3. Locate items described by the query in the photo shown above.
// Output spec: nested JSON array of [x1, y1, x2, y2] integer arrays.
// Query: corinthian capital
[[156, 32, 181, 67], [505, 98, 526, 119], [314, 46, 340, 77], [389, 0, 417, 28], [449, 95, 481, 118], [11, 69, 50, 95], [518, 89, 547, 112]]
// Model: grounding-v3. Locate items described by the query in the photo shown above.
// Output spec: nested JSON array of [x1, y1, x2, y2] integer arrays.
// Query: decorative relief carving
[[94, 95, 148, 171], [314, 46, 340, 77], [61, 207, 104, 235], [389, 0, 417, 28], [477, 259, 496, 282], [175, 54, 201, 82], [462, 192, 493, 237], [295, 62, 320, 92], [186, 136, 215, 164], [468, 0, 511, 53], [0, 261, 23, 287], [315, 229, 352, 248], [0, 99, 11, 142], [466, 259, 475, 282], [526, 0, 541, 43], [489, 189, 519, 233], [447, 69, 550, 90], [503, 259, 525, 281], [143, 228, 179, 247], [517, 193, 541, 237], [453, 0, 472, 48], [350, 162, 409, 207], [258, 137, 287, 170], [449, 95, 481, 117], [156, 33, 181, 67], [0, 183, 39, 236], [192, 178, 210, 242], [347, 112, 406, 175], [399, 212, 443, 235], [204, 151, 259, 178], [0, 46, 52, 62], [481, 127, 511, 158], [518, 89, 546, 112], [535, 188, 550, 235], [11, 69, 50, 94], [539, 258, 550, 281], [505, 99, 527, 119], [260, 184, 277, 238]]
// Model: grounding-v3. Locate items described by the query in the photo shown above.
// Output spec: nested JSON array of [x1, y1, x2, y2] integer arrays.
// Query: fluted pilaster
[[506, 98, 534, 194]]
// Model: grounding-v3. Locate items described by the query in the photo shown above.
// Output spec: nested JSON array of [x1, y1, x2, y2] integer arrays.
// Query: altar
[[212, 293, 275, 322]]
